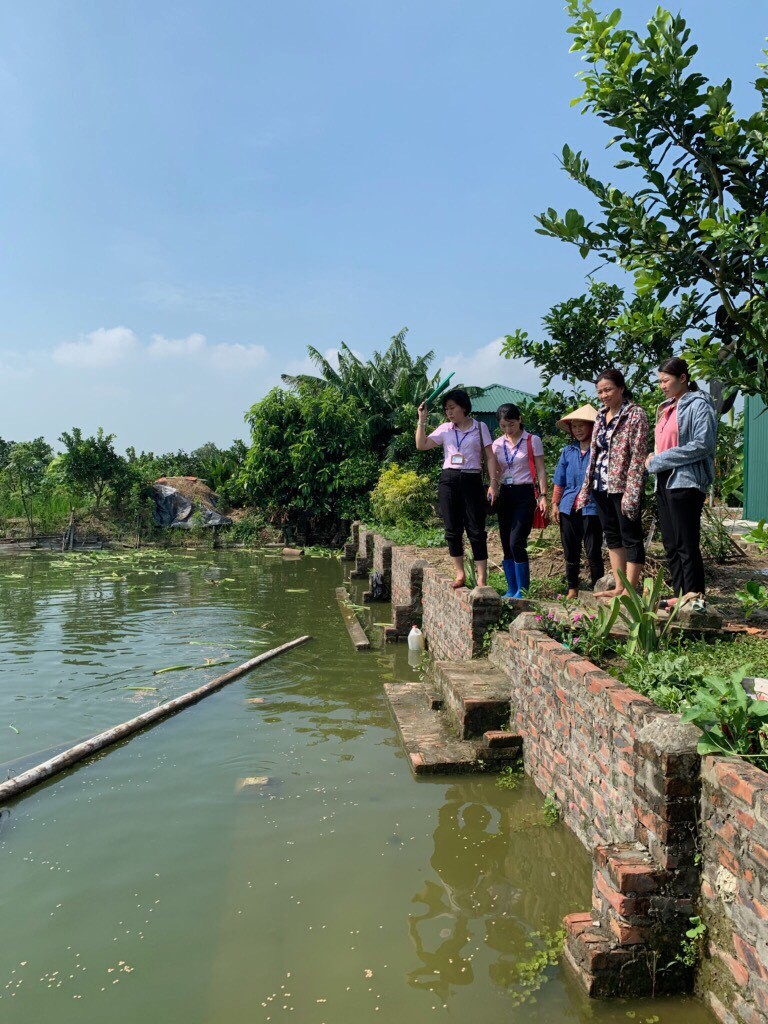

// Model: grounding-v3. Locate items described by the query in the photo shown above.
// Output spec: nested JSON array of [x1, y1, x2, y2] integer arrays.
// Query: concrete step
[[384, 682, 520, 776], [433, 660, 512, 739]]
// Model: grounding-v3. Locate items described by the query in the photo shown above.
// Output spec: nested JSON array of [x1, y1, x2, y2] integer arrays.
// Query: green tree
[[2, 439, 53, 536], [503, 281, 694, 397], [281, 329, 450, 459], [536, 1, 768, 400], [241, 385, 380, 543], [58, 427, 124, 511]]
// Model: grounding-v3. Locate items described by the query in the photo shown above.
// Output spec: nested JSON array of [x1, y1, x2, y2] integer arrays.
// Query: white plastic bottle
[[407, 625, 425, 651]]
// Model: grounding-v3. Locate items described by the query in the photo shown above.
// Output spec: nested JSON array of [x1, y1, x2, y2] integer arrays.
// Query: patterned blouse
[[593, 403, 626, 492]]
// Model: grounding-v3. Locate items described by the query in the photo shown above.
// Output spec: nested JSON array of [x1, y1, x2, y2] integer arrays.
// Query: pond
[[0, 549, 713, 1023]]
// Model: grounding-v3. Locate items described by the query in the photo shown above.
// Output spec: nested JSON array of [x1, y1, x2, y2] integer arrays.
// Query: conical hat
[[555, 403, 599, 432]]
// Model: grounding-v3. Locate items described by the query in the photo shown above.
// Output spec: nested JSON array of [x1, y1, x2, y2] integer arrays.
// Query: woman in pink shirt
[[416, 389, 496, 589], [488, 403, 547, 598]]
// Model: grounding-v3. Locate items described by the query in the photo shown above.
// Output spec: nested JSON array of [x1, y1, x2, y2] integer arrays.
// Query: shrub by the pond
[[369, 465, 435, 529]]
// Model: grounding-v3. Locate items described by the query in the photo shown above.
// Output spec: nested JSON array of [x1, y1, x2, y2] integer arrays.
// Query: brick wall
[[348, 525, 768, 1008], [488, 627, 701, 997], [341, 521, 360, 561], [698, 756, 768, 1024], [390, 544, 429, 635], [362, 534, 394, 602], [350, 524, 375, 579], [348, 525, 502, 653], [422, 570, 501, 661]]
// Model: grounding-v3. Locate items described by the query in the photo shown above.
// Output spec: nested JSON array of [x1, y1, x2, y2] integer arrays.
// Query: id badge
[[450, 453, 465, 466], [502, 474, 514, 485]]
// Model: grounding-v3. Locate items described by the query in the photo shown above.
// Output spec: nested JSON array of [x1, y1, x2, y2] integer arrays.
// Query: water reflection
[[408, 785, 516, 998], [408, 780, 591, 1003]]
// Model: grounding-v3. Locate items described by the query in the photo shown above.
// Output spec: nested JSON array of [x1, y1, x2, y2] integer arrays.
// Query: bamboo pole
[[335, 586, 371, 650], [0, 635, 312, 805]]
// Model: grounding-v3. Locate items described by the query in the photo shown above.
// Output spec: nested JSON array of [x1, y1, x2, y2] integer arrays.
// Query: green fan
[[423, 372, 454, 408]]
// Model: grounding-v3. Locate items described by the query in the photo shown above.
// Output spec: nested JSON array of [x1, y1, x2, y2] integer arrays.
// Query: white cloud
[[440, 338, 543, 395], [53, 327, 139, 368], [209, 342, 269, 370], [148, 332, 207, 358]]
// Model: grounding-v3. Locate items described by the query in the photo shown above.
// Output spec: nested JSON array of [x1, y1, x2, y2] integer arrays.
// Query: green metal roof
[[470, 383, 537, 414]]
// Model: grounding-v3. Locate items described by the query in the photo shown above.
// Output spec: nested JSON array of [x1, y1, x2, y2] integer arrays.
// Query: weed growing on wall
[[533, 599, 618, 662], [675, 916, 707, 968], [496, 763, 524, 791], [542, 794, 560, 826]]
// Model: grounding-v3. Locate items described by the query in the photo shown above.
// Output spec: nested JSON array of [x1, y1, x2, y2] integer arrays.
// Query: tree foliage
[[240, 385, 380, 541], [2, 439, 53, 535], [537, 1, 768, 400], [503, 281, 688, 396], [58, 427, 123, 510], [281, 329, 450, 460]]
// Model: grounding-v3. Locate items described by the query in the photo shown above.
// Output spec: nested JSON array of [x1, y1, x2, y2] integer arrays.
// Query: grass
[[364, 521, 445, 548], [682, 635, 768, 677]]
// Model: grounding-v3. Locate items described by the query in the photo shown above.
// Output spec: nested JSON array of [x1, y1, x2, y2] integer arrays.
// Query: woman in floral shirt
[[577, 368, 649, 598]]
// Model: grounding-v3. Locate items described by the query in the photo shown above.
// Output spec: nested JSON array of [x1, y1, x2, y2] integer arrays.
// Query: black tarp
[[151, 484, 232, 529]]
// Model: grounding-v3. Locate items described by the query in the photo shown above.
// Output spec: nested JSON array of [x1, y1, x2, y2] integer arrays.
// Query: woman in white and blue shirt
[[416, 388, 496, 589]]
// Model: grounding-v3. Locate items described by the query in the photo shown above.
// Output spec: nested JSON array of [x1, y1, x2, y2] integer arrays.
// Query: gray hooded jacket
[[648, 389, 717, 493]]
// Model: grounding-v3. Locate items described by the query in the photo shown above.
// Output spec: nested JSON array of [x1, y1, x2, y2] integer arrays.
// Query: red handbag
[[527, 435, 550, 529]]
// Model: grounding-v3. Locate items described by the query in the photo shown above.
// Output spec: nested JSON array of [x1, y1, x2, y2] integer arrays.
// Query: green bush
[[369, 465, 435, 528]]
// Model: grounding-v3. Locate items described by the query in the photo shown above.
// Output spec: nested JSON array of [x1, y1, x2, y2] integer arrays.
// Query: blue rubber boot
[[501, 559, 517, 598], [512, 560, 530, 599]]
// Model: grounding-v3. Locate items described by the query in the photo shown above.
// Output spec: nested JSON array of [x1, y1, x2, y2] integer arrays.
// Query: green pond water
[[0, 549, 713, 1023]]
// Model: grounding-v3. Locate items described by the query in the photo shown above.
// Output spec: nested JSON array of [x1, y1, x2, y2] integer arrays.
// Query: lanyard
[[453, 424, 476, 451], [502, 435, 525, 468]]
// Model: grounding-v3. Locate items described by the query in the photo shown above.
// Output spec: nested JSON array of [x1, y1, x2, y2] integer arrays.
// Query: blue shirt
[[553, 442, 598, 516]]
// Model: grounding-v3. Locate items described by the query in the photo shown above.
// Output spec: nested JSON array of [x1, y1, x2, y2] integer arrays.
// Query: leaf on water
[[4, 573, 24, 579], [285, 589, 309, 593], [121, 686, 159, 691], [152, 664, 194, 675], [8, 724, 19, 733], [195, 659, 233, 669]]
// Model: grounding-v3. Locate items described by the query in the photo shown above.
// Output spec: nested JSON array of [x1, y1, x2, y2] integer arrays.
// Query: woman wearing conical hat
[[552, 404, 604, 599]]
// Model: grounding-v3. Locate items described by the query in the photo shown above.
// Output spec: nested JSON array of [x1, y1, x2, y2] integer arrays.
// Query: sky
[[0, 0, 765, 452]]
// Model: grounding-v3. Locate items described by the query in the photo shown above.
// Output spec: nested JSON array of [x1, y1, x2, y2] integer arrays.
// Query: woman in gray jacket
[[646, 357, 717, 602]]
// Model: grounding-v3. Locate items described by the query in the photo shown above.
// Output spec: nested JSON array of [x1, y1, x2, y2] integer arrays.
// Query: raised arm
[[416, 403, 438, 451]]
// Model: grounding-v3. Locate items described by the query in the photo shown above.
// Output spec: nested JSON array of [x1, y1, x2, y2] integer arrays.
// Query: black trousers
[[559, 510, 605, 589], [656, 470, 706, 596], [496, 483, 535, 562], [438, 470, 488, 560], [592, 490, 645, 564]]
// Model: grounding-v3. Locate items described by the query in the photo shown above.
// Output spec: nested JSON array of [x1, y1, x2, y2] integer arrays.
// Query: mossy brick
[[752, 981, 768, 1016], [705, 990, 741, 1024], [609, 918, 650, 945], [733, 995, 766, 1024], [594, 870, 650, 917], [734, 934, 768, 982]]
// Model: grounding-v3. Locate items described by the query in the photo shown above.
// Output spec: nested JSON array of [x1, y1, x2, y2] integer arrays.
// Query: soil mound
[[155, 476, 220, 510]]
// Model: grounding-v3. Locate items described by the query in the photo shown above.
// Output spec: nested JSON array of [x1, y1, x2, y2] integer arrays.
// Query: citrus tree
[[536, 1, 768, 401]]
